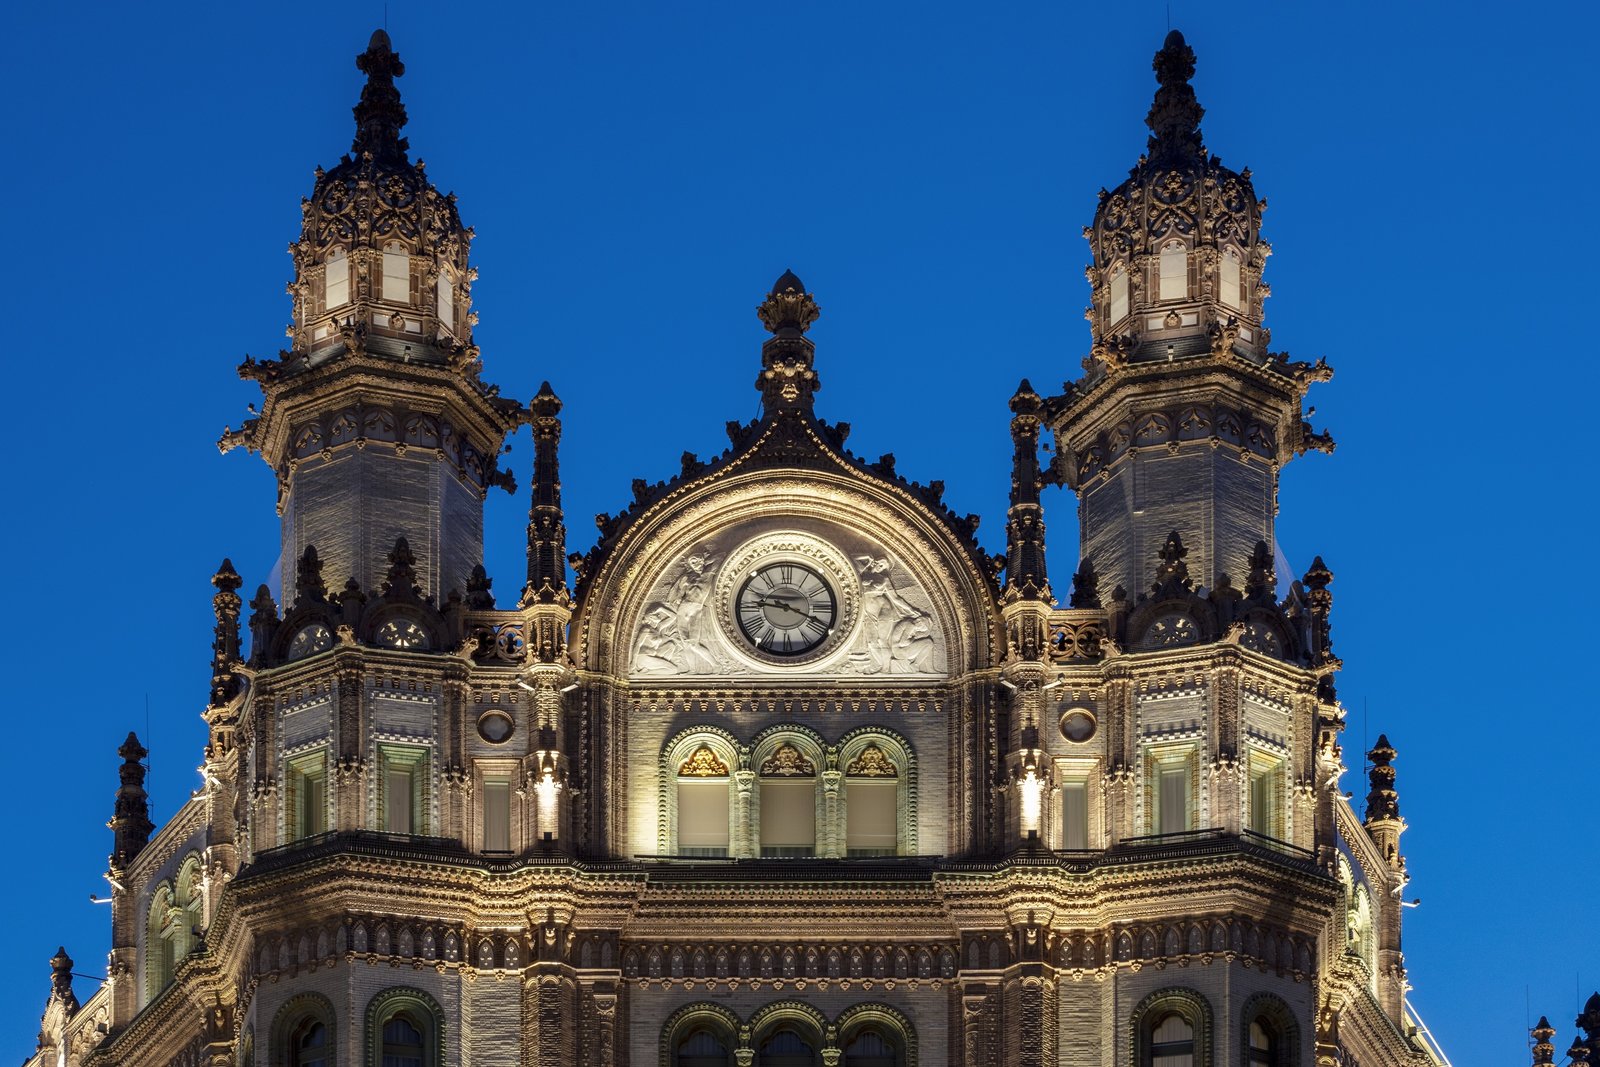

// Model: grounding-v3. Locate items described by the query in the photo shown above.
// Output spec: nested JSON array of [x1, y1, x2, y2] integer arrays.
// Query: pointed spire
[[294, 545, 327, 605], [352, 29, 409, 162], [1069, 558, 1101, 610], [756, 270, 822, 412], [1364, 734, 1399, 823], [382, 537, 421, 599], [1003, 379, 1049, 601], [1532, 1017, 1556, 1066], [522, 381, 570, 606], [109, 732, 153, 870], [1151, 531, 1192, 597], [1244, 540, 1276, 601], [1146, 30, 1205, 163], [1570, 1037, 1591, 1067], [210, 559, 244, 706], [47, 947, 76, 1009], [465, 564, 495, 609], [1302, 556, 1336, 690]]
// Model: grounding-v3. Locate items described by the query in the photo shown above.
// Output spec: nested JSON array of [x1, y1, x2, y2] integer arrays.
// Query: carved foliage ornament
[[759, 743, 815, 777], [679, 745, 730, 778], [845, 744, 897, 778]]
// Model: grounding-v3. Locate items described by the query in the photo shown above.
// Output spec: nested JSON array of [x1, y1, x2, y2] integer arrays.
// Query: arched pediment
[[572, 465, 998, 680]]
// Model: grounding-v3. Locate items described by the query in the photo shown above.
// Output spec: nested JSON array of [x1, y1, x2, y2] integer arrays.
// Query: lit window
[[677, 779, 730, 857], [436, 270, 455, 333], [324, 249, 349, 310], [382, 244, 410, 303], [1158, 763, 1191, 835], [289, 753, 328, 841], [483, 777, 511, 852], [845, 777, 897, 857], [1248, 753, 1281, 839], [1109, 264, 1130, 324], [1061, 781, 1089, 850], [1150, 1013, 1195, 1067], [1159, 242, 1187, 301], [380, 747, 427, 835], [1220, 248, 1242, 309]]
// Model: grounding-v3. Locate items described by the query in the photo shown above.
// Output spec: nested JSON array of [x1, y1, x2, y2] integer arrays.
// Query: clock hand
[[754, 595, 829, 628]]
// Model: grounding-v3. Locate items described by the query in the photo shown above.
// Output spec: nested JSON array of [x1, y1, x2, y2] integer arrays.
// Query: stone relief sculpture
[[634, 548, 722, 675], [853, 554, 938, 674]]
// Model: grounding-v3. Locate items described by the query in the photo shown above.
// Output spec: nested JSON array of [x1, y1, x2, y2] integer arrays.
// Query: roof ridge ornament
[[1146, 29, 1205, 164], [353, 29, 409, 163], [756, 269, 821, 412]]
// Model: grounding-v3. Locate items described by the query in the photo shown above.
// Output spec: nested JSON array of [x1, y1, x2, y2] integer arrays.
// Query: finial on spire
[[353, 29, 409, 162], [1003, 379, 1049, 602], [294, 545, 327, 606], [522, 381, 571, 611], [110, 732, 153, 870], [382, 537, 421, 599], [1146, 29, 1205, 163], [1069, 558, 1101, 610], [1151, 530, 1193, 597], [1365, 734, 1400, 823], [757, 270, 820, 336], [1532, 1017, 1556, 1066], [210, 558, 244, 706], [756, 271, 822, 411]]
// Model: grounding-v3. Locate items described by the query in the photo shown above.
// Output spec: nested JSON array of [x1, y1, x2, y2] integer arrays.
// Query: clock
[[735, 562, 837, 656], [376, 618, 429, 650], [287, 622, 333, 661]]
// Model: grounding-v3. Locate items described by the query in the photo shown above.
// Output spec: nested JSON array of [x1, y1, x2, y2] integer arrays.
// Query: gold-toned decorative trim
[[759, 743, 815, 777], [679, 745, 730, 778], [845, 744, 897, 778]]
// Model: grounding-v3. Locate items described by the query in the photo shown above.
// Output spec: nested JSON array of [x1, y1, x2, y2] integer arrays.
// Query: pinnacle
[[772, 268, 805, 294]]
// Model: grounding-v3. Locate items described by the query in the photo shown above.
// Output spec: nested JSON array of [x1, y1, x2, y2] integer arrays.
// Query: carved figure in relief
[[633, 549, 720, 674], [854, 555, 935, 673]]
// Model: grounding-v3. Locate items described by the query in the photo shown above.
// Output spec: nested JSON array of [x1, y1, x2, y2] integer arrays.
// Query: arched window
[[845, 743, 899, 857], [365, 988, 443, 1067], [758, 1027, 818, 1066], [324, 248, 349, 310], [271, 994, 337, 1067], [293, 1019, 330, 1067], [1247, 1019, 1274, 1067], [145, 883, 176, 1001], [382, 243, 410, 303], [1219, 248, 1242, 310], [1159, 241, 1188, 302], [380, 1013, 426, 1067], [676, 1028, 731, 1067], [843, 1028, 900, 1066], [1108, 263, 1130, 325], [758, 742, 818, 858], [1132, 989, 1211, 1067], [676, 743, 731, 858], [1151, 1014, 1195, 1067]]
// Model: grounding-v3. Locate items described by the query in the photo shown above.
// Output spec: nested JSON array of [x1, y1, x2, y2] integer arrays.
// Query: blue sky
[[1, 2, 1593, 1063]]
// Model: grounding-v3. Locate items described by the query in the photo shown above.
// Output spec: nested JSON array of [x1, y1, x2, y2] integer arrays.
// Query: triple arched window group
[[267, 987, 443, 1067], [662, 726, 914, 859], [1131, 988, 1299, 1067], [663, 1001, 914, 1067], [144, 853, 206, 1003]]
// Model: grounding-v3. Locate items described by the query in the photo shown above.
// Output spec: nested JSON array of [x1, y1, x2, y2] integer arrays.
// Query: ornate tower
[[1052, 30, 1334, 602], [221, 30, 522, 603]]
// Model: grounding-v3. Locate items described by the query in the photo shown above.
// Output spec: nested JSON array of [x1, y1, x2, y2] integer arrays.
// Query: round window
[[477, 710, 514, 744], [1059, 709, 1097, 743]]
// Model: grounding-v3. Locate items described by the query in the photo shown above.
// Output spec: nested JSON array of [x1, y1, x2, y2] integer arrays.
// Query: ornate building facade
[[26, 29, 1457, 1067]]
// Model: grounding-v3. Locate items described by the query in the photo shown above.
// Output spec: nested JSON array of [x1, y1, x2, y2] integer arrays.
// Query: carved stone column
[[821, 770, 843, 859], [960, 984, 999, 1067], [334, 660, 365, 829], [1211, 659, 1243, 834], [733, 770, 756, 859]]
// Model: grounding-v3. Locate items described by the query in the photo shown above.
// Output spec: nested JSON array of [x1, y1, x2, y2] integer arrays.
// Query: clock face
[[288, 623, 333, 661], [376, 618, 429, 650], [735, 562, 837, 656]]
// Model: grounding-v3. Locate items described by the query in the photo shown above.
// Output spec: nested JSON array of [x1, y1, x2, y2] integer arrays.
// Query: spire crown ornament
[[1146, 29, 1205, 163], [1365, 734, 1400, 822], [757, 270, 820, 336], [756, 270, 822, 411], [352, 29, 409, 162]]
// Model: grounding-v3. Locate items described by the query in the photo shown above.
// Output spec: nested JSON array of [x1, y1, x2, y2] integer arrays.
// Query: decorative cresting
[[679, 745, 730, 777], [363, 986, 445, 1067], [1129, 987, 1214, 1067], [845, 744, 897, 778], [756, 269, 822, 410], [1087, 30, 1268, 362], [759, 743, 816, 777]]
